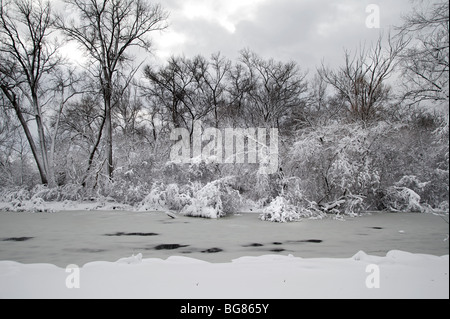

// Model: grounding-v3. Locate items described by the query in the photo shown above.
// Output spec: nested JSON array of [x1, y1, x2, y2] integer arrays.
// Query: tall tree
[[144, 55, 215, 139], [200, 53, 231, 128], [240, 49, 308, 129], [0, 0, 60, 185], [56, 0, 168, 179], [396, 0, 449, 110], [319, 35, 408, 123]]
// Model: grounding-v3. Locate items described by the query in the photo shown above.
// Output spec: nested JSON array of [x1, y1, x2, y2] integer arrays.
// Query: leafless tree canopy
[[319, 35, 408, 122], [0, 0, 61, 185], [397, 0, 449, 106], [56, 0, 169, 178]]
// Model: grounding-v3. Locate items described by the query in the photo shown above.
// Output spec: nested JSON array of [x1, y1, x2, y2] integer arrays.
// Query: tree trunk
[[105, 96, 114, 179], [81, 114, 106, 188], [2, 89, 48, 185], [49, 89, 66, 187], [32, 93, 55, 187]]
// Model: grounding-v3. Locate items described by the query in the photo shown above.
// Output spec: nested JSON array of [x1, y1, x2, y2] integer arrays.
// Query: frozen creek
[[0, 210, 448, 267]]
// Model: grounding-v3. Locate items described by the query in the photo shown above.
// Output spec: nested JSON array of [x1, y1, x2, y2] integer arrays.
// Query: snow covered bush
[[138, 183, 191, 211], [180, 178, 241, 219], [370, 121, 449, 210], [382, 186, 424, 212], [30, 184, 85, 202], [0, 184, 84, 205], [165, 184, 193, 211], [99, 178, 150, 205], [260, 196, 300, 223], [138, 184, 165, 211], [382, 175, 448, 212], [381, 176, 434, 213], [341, 194, 366, 215], [0, 196, 56, 213], [0, 187, 31, 202], [286, 122, 383, 209], [180, 182, 224, 218], [139, 177, 241, 218]]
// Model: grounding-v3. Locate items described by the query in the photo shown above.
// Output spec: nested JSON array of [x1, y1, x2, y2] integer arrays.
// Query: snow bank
[[0, 250, 447, 299]]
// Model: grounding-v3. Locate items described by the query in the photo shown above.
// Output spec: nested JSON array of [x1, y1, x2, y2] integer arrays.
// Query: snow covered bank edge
[[0, 250, 448, 299]]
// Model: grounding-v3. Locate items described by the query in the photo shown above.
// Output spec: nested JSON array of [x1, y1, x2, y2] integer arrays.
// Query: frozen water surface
[[0, 210, 448, 267]]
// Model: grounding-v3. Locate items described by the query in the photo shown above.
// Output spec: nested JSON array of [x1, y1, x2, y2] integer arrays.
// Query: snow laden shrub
[[381, 176, 434, 213], [138, 178, 241, 218], [30, 184, 85, 202], [138, 184, 166, 211], [0, 184, 84, 209], [281, 181, 327, 219], [370, 121, 449, 210], [138, 183, 191, 211], [0, 187, 31, 202], [231, 165, 280, 207], [278, 179, 366, 220], [180, 178, 241, 219], [180, 182, 223, 218], [287, 123, 383, 210], [0, 188, 56, 213], [99, 178, 150, 205], [14, 197, 56, 213], [382, 187, 423, 212], [0, 187, 32, 212], [260, 196, 301, 222], [165, 184, 192, 211]]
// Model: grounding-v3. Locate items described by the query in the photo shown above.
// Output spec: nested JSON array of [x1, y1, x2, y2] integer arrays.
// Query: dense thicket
[[1, 0, 448, 219]]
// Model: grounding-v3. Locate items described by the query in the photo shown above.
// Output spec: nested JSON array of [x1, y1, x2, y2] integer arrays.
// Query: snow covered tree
[[319, 34, 407, 123], [239, 49, 308, 129], [287, 123, 384, 209], [56, 0, 169, 179], [0, 0, 61, 186], [143, 55, 217, 140], [397, 0, 449, 112]]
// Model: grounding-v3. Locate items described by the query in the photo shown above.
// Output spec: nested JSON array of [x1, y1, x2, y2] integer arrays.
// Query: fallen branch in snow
[[319, 199, 346, 213], [165, 211, 177, 219]]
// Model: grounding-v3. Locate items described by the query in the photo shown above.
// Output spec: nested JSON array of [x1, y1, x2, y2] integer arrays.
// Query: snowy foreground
[[0, 250, 448, 299], [0, 207, 448, 299]]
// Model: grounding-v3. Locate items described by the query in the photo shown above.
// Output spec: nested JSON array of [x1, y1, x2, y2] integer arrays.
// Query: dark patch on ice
[[201, 248, 223, 253], [105, 232, 158, 236], [288, 239, 323, 243], [243, 243, 264, 247], [77, 248, 107, 253], [3, 237, 34, 242], [303, 239, 323, 243], [371, 227, 383, 230], [272, 242, 283, 245], [154, 244, 189, 250], [270, 248, 285, 252]]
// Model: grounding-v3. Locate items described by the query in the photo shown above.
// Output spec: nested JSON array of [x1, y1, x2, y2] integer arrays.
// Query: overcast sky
[[150, 0, 413, 71]]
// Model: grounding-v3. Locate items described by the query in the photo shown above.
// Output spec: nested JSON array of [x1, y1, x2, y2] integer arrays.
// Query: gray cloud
[[154, 0, 412, 72]]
